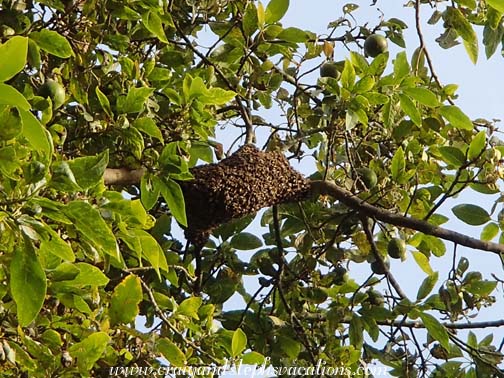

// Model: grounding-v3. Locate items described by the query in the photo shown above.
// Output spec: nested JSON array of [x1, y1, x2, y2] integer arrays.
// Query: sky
[[177, 1, 504, 375]]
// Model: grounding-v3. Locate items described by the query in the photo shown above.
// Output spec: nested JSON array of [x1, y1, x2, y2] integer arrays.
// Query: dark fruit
[[370, 257, 390, 275], [356, 167, 378, 189], [364, 34, 388, 58], [38, 79, 66, 109], [320, 62, 340, 79], [387, 238, 406, 259], [333, 265, 349, 285]]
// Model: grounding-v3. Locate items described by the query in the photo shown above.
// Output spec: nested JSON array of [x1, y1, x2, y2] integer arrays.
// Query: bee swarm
[[180, 144, 310, 245]]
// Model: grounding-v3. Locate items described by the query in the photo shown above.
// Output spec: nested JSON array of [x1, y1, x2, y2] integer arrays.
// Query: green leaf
[[452, 204, 490, 226], [454, 0, 476, 9], [402, 87, 440, 107], [481, 222, 499, 241], [277, 27, 310, 42], [0, 36, 28, 82], [467, 130, 486, 160], [418, 312, 450, 350], [30, 29, 73, 58], [129, 229, 168, 278], [354, 76, 375, 93], [133, 118, 163, 143], [439, 105, 473, 130], [242, 351, 265, 365], [265, 0, 289, 23], [230, 232, 263, 250], [466, 280, 497, 296], [140, 174, 161, 211], [10, 235, 47, 326], [0, 83, 30, 110], [412, 251, 434, 275], [39, 226, 75, 262], [118, 87, 154, 113], [142, 11, 168, 43], [341, 59, 355, 89], [95, 86, 112, 117], [200, 87, 236, 105], [109, 275, 143, 325], [0, 146, 20, 179], [177, 297, 202, 319], [257, 2, 265, 27], [68, 150, 109, 190], [232, 328, 247, 357], [157, 339, 186, 367], [349, 316, 364, 349], [417, 271, 439, 300], [19, 109, 52, 157], [61, 263, 109, 287], [64, 201, 120, 260], [438, 146, 466, 167], [393, 51, 410, 81], [445, 7, 478, 64], [487, 0, 504, 13], [159, 178, 187, 227], [277, 335, 301, 359], [0, 105, 22, 140], [68, 332, 110, 372], [243, 3, 259, 36], [399, 94, 421, 126], [391, 146, 405, 182]]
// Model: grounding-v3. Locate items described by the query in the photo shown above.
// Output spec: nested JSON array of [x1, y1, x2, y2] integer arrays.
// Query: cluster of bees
[[180, 144, 310, 245]]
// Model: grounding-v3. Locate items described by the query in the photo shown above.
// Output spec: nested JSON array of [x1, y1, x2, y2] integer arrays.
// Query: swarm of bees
[[180, 144, 310, 245]]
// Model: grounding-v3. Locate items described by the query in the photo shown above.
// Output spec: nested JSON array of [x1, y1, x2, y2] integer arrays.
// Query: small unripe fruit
[[387, 238, 406, 259], [364, 34, 388, 58], [319, 62, 340, 79], [39, 79, 66, 109], [370, 257, 390, 275], [356, 167, 378, 190]]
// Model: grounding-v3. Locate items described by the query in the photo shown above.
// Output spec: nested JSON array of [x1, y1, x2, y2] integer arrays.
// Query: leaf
[[349, 316, 364, 349], [61, 263, 109, 287], [109, 275, 143, 325], [438, 146, 466, 167], [242, 351, 265, 365], [391, 146, 405, 182], [118, 87, 154, 113], [10, 235, 47, 326], [257, 2, 265, 28], [30, 29, 73, 58], [439, 105, 473, 130], [39, 226, 75, 262], [140, 174, 161, 211], [452, 204, 491, 226], [467, 130, 486, 160], [412, 251, 434, 275], [466, 280, 497, 296], [142, 11, 168, 43], [133, 117, 164, 143], [402, 87, 440, 107], [68, 332, 110, 372], [0, 83, 30, 110], [68, 150, 109, 189], [417, 272, 439, 300], [64, 201, 120, 260], [265, 0, 289, 23], [487, 0, 504, 13], [445, 7, 478, 64], [399, 94, 421, 126], [277, 27, 310, 43], [0, 36, 28, 82], [393, 51, 410, 81], [129, 229, 168, 278], [157, 339, 186, 367], [95, 86, 112, 117], [230, 232, 263, 250], [354, 76, 375, 93], [159, 178, 187, 227], [19, 109, 52, 158], [481, 222, 499, 241], [341, 59, 355, 89], [243, 3, 259, 36], [200, 87, 236, 105], [418, 312, 450, 350], [232, 328, 247, 357], [177, 297, 202, 319]]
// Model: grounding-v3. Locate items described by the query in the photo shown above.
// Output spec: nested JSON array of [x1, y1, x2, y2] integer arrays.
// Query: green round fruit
[[320, 62, 340, 79], [25, 161, 46, 183], [370, 257, 390, 275], [364, 34, 388, 58], [39, 79, 66, 109], [356, 167, 378, 189], [387, 238, 406, 259]]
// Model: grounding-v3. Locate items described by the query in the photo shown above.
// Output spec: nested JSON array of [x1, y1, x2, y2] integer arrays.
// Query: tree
[[1, 0, 504, 376]]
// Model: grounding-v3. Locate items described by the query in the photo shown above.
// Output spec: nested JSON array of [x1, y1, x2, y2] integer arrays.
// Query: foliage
[[0, 0, 504, 376]]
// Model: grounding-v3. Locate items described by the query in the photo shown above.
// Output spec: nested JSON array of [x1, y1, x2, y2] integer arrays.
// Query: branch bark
[[103, 167, 504, 256]]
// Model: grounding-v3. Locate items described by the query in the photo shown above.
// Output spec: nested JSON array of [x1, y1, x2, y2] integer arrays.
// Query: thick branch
[[311, 180, 504, 255], [103, 168, 146, 185]]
